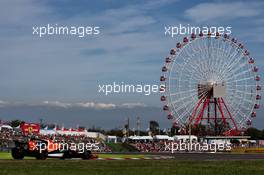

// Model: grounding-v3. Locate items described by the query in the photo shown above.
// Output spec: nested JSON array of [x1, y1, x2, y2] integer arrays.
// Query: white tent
[[140, 136, 153, 140], [128, 136, 140, 140], [153, 135, 173, 140], [249, 140, 257, 144], [173, 135, 198, 142], [0, 125, 13, 130], [107, 136, 118, 143], [128, 136, 153, 141], [39, 129, 56, 135]]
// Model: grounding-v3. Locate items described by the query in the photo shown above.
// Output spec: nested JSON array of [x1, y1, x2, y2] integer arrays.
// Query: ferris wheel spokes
[[161, 32, 261, 136]]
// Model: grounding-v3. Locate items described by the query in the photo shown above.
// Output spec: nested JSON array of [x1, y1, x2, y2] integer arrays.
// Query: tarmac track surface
[[171, 153, 264, 160], [101, 152, 264, 161]]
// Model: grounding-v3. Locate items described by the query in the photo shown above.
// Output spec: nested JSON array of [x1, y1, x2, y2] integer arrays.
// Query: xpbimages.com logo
[[165, 24, 232, 38], [32, 141, 100, 153], [32, 24, 100, 37], [98, 82, 165, 96], [164, 141, 232, 153]]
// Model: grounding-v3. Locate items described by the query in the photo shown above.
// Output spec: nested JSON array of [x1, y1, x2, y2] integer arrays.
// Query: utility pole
[[136, 116, 140, 136], [189, 122, 191, 142], [189, 117, 192, 148], [127, 117, 130, 137]]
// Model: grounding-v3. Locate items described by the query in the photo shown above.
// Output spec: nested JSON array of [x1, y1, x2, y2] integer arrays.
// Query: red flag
[[20, 122, 40, 134]]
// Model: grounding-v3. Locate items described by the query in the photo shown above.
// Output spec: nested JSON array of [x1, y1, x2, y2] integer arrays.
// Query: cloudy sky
[[0, 0, 263, 129]]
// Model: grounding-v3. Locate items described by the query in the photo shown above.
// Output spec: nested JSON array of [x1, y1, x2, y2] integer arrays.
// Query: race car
[[11, 138, 97, 160]]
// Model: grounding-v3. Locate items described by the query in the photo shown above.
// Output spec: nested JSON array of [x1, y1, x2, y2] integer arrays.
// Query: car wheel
[[82, 150, 92, 160], [36, 150, 48, 160], [11, 147, 24, 160], [62, 150, 72, 159]]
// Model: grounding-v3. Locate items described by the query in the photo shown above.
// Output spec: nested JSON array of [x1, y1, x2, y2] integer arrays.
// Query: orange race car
[[11, 138, 98, 160]]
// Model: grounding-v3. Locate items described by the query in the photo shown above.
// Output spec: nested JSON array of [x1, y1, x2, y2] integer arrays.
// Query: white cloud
[[0, 100, 9, 107], [108, 16, 156, 34], [0, 0, 174, 103], [43, 101, 147, 109], [120, 102, 147, 108], [0, 100, 147, 109], [0, 0, 51, 25], [42, 101, 72, 108], [185, 2, 263, 23], [75, 102, 116, 109]]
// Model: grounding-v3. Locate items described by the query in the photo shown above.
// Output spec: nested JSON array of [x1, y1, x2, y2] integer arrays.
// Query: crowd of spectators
[[130, 140, 264, 153], [133, 141, 169, 152]]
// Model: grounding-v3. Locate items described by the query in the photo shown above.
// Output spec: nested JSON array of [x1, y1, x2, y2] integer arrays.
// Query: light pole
[[136, 116, 140, 136], [189, 117, 192, 150]]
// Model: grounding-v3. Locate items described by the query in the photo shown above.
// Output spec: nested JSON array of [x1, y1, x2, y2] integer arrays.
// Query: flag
[[20, 123, 40, 134]]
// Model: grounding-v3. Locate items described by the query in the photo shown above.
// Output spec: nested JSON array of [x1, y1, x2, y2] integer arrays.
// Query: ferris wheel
[[160, 32, 261, 135]]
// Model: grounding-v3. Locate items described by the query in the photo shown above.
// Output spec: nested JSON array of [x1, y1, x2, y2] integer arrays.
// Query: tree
[[39, 118, 46, 128], [192, 124, 207, 136], [149, 120, 160, 135], [10, 120, 24, 127], [245, 127, 262, 140], [170, 125, 180, 136], [207, 119, 230, 135], [106, 129, 124, 137], [47, 123, 56, 129], [78, 126, 86, 130]]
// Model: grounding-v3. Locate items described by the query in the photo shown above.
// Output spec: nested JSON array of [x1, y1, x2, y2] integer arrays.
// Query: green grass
[[98, 154, 145, 158], [0, 152, 11, 159], [0, 159, 264, 175], [0, 152, 146, 159], [106, 143, 138, 152], [0, 152, 35, 160]]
